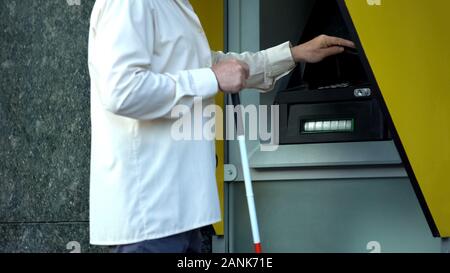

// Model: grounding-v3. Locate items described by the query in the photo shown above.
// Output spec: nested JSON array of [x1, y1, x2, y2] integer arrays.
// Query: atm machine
[[219, 0, 450, 253], [275, 0, 388, 145]]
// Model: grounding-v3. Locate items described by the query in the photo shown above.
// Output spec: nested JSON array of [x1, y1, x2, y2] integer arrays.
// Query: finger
[[326, 36, 355, 48], [240, 61, 250, 79], [321, 46, 345, 58], [240, 71, 248, 87]]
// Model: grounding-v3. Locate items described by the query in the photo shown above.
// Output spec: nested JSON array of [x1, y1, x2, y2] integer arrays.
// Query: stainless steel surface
[[442, 238, 450, 253], [249, 141, 401, 169], [229, 178, 441, 253]]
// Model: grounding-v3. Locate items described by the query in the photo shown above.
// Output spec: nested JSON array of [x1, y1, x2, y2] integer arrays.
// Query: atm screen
[[275, 0, 389, 145]]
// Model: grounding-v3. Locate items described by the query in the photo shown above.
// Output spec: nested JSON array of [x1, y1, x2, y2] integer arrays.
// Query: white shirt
[[88, 0, 295, 245]]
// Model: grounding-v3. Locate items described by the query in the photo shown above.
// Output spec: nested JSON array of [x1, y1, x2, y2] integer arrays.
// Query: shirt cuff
[[189, 68, 219, 98], [265, 41, 296, 77]]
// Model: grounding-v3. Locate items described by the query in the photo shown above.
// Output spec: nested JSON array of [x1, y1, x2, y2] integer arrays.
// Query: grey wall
[[0, 0, 105, 253], [0, 0, 216, 254]]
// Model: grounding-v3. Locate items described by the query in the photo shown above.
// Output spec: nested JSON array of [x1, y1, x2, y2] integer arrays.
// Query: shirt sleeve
[[90, 0, 218, 121], [211, 42, 297, 93]]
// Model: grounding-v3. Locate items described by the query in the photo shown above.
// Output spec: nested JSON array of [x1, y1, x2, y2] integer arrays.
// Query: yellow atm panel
[[190, 0, 225, 235], [341, 0, 450, 237]]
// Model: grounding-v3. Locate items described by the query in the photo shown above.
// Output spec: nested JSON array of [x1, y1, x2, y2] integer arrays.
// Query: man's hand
[[211, 59, 250, 94], [291, 35, 355, 63]]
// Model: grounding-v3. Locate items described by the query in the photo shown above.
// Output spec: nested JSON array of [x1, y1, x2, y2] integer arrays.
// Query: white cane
[[230, 94, 262, 254]]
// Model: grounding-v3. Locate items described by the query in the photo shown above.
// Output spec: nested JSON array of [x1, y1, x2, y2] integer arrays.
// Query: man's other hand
[[291, 35, 355, 63], [212, 59, 250, 94]]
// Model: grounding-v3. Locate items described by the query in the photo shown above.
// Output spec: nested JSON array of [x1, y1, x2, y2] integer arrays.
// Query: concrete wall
[[0, 0, 104, 253]]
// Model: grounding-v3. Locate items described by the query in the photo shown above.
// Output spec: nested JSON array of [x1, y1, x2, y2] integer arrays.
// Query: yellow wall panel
[[344, 0, 450, 236], [190, 0, 225, 235]]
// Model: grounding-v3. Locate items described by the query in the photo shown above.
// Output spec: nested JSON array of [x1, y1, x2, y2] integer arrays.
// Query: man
[[88, 0, 354, 253]]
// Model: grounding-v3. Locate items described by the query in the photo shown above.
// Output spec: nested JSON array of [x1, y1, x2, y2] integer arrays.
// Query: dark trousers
[[112, 228, 207, 253]]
